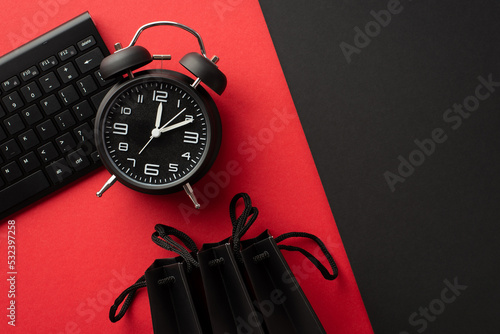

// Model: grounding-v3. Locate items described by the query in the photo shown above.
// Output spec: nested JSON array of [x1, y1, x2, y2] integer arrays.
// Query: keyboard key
[[57, 63, 79, 83], [21, 105, 43, 125], [20, 82, 43, 103], [40, 94, 61, 115], [77, 36, 96, 51], [46, 158, 73, 184], [0, 126, 6, 142], [0, 171, 50, 212], [2, 76, 20, 92], [37, 142, 58, 163], [0, 105, 5, 118], [91, 151, 100, 163], [58, 46, 77, 61], [1, 139, 22, 160], [4, 114, 25, 135], [20, 66, 39, 81], [39, 56, 58, 71], [18, 129, 39, 151], [39, 72, 61, 93], [19, 152, 40, 173], [73, 123, 94, 143], [94, 70, 113, 87], [91, 86, 112, 109], [73, 100, 94, 121], [2, 91, 24, 112], [67, 149, 90, 171], [1, 161, 22, 183], [54, 110, 76, 130], [36, 119, 58, 140], [76, 75, 97, 96], [58, 85, 79, 106], [75, 48, 104, 73], [56, 133, 76, 153]]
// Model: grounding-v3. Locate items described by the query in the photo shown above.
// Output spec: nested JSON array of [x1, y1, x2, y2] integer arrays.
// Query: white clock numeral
[[113, 123, 128, 135], [144, 163, 160, 176], [177, 99, 181, 108], [153, 90, 168, 102], [185, 115, 194, 122], [121, 107, 131, 115], [168, 163, 179, 172], [127, 158, 136, 167], [137, 94, 144, 104], [118, 142, 129, 151], [181, 152, 191, 160], [183, 131, 199, 144]]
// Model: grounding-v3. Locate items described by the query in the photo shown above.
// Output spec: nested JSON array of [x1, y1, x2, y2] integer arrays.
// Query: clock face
[[96, 73, 219, 193]]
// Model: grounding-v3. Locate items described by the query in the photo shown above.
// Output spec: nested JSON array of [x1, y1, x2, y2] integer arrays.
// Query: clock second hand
[[138, 136, 154, 155], [138, 107, 188, 155]]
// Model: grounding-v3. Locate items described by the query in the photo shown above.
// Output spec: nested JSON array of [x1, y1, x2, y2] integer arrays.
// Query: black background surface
[[259, 0, 500, 332]]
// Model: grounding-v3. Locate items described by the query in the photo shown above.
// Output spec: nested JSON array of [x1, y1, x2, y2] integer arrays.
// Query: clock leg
[[183, 183, 200, 209], [96, 175, 117, 197]]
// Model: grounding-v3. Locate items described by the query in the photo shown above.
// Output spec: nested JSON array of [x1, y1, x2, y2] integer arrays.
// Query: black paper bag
[[224, 193, 338, 334], [198, 240, 267, 334], [110, 224, 211, 334], [145, 258, 209, 333], [239, 230, 338, 334], [146, 224, 212, 334]]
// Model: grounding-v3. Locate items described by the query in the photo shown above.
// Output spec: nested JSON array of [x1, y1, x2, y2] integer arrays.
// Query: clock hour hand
[[155, 102, 163, 129], [138, 102, 165, 155], [159, 118, 193, 133]]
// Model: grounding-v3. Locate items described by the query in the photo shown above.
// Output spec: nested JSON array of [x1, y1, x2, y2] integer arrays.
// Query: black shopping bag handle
[[109, 224, 199, 322], [273, 232, 339, 280], [109, 275, 148, 322], [151, 224, 200, 272], [230, 192, 338, 281], [229, 192, 259, 262]]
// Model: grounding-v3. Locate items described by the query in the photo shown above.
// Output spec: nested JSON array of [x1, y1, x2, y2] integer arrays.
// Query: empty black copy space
[[259, 0, 500, 333]]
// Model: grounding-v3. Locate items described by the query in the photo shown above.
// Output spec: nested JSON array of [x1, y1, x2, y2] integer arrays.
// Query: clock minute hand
[[159, 107, 187, 130], [159, 118, 194, 133]]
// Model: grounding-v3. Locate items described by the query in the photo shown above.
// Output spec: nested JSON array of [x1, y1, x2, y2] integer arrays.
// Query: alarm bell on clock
[[94, 21, 226, 209]]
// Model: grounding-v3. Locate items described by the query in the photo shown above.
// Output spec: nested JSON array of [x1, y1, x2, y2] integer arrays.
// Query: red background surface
[[0, 1, 373, 333]]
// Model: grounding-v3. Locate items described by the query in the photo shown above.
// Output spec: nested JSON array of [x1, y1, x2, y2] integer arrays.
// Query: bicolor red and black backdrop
[[2, 1, 500, 333]]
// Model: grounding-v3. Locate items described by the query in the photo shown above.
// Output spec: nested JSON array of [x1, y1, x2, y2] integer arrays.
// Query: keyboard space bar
[[0, 171, 50, 214]]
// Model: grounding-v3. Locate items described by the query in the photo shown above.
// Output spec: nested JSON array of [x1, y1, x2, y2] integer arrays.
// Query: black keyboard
[[0, 12, 116, 220]]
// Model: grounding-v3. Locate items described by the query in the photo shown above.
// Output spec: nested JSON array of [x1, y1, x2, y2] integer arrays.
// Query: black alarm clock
[[94, 22, 226, 208]]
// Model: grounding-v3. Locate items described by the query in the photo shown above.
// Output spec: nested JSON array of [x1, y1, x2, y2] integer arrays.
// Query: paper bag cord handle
[[229, 193, 259, 262], [152, 224, 200, 272], [109, 275, 147, 323], [153, 224, 199, 253], [276, 232, 339, 280]]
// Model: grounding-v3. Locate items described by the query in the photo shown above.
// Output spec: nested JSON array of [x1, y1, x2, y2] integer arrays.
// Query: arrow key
[[75, 48, 104, 73]]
